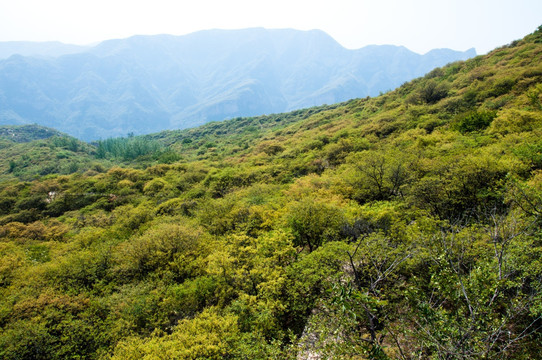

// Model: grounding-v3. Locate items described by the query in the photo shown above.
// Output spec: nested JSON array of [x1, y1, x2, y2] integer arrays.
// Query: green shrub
[[419, 80, 450, 104], [455, 110, 497, 133], [287, 198, 344, 252]]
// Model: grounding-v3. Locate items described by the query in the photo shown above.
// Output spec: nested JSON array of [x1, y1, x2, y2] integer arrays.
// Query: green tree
[[287, 198, 344, 252]]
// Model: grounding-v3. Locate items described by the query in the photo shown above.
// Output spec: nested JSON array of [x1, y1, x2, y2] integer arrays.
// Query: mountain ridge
[[0, 41, 90, 59], [0, 28, 475, 140]]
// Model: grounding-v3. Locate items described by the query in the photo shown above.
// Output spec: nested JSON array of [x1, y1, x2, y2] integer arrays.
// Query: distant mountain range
[[0, 28, 476, 140], [0, 41, 90, 59]]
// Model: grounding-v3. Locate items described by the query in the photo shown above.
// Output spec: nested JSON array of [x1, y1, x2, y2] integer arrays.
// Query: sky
[[0, 0, 541, 55]]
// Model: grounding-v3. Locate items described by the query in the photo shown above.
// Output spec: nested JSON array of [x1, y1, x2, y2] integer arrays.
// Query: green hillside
[[0, 125, 106, 182], [0, 27, 541, 359], [0, 124, 65, 143]]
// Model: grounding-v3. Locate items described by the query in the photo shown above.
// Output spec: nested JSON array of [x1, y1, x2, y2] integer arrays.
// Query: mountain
[[0, 28, 475, 140], [2, 26, 540, 360], [0, 41, 90, 59]]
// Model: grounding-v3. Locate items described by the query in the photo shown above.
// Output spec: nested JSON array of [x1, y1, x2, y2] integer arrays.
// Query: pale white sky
[[0, 0, 541, 54]]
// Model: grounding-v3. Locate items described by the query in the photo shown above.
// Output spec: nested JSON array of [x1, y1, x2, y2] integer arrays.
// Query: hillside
[[0, 26, 541, 359], [0, 124, 102, 182], [0, 28, 474, 140], [0, 124, 64, 143]]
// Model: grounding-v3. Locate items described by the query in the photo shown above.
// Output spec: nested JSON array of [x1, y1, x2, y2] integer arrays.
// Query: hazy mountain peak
[[0, 28, 477, 140], [423, 47, 476, 58]]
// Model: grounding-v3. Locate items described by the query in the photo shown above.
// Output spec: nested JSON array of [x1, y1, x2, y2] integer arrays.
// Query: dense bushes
[[95, 136, 164, 161]]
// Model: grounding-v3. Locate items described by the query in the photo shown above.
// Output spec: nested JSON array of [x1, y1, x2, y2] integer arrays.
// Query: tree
[[404, 215, 542, 359], [301, 224, 412, 359], [287, 198, 344, 252], [348, 150, 410, 203]]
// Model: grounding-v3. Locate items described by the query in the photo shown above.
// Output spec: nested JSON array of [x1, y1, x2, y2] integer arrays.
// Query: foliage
[[454, 110, 497, 133], [0, 132, 99, 182], [95, 136, 164, 161]]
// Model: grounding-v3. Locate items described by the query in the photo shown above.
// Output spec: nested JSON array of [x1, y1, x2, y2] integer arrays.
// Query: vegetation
[[0, 125, 103, 182], [0, 26, 541, 359], [95, 135, 170, 162]]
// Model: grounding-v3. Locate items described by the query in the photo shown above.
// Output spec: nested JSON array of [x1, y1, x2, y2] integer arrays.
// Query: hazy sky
[[1, 0, 541, 54]]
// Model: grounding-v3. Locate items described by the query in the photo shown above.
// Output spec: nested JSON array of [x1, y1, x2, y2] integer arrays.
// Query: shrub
[[142, 178, 168, 196], [287, 198, 344, 252], [419, 80, 450, 104], [113, 223, 204, 280], [455, 110, 497, 133]]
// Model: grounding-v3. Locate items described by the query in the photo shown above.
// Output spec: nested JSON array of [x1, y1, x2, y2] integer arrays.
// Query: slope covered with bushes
[[0, 27, 541, 359], [0, 125, 102, 182]]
